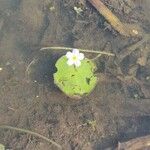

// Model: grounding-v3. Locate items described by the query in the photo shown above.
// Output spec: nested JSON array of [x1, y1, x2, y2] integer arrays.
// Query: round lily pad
[[53, 55, 98, 99]]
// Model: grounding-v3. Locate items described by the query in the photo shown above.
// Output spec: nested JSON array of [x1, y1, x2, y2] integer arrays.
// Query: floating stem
[[40, 46, 115, 56]]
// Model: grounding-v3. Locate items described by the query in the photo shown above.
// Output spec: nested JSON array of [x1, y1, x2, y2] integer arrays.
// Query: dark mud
[[0, 0, 150, 150]]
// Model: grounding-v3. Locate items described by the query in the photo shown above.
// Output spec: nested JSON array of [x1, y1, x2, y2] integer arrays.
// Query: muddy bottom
[[0, 0, 150, 150]]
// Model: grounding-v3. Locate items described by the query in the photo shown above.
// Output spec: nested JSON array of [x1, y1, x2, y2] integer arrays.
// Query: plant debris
[[88, 0, 143, 37]]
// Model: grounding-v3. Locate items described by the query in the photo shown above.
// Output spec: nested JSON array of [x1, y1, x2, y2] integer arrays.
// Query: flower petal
[[67, 59, 74, 66], [74, 60, 81, 67], [79, 53, 84, 60], [72, 49, 79, 55], [66, 51, 72, 59]]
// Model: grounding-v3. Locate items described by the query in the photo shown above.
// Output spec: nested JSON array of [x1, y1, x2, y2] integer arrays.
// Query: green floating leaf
[[0, 144, 5, 150], [53, 56, 98, 98]]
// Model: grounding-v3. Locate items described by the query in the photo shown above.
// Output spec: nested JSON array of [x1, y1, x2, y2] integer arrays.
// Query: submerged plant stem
[[40, 46, 115, 56], [92, 53, 102, 61], [0, 125, 62, 149]]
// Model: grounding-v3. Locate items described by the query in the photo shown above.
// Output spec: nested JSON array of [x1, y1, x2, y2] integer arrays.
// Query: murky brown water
[[0, 0, 150, 149]]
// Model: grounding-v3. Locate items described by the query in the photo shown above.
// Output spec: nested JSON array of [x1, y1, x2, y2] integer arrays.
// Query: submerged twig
[[118, 135, 150, 150], [0, 125, 62, 149], [88, 0, 141, 37], [40, 46, 115, 56], [92, 53, 102, 61], [117, 34, 150, 62], [26, 58, 38, 77]]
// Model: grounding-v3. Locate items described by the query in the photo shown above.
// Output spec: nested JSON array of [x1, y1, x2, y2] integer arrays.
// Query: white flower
[[66, 49, 84, 67]]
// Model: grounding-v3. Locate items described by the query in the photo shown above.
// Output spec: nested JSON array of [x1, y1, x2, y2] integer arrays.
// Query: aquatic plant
[[27, 46, 114, 99], [54, 49, 98, 99]]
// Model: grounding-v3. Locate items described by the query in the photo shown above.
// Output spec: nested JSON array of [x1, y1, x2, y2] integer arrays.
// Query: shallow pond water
[[0, 0, 150, 149]]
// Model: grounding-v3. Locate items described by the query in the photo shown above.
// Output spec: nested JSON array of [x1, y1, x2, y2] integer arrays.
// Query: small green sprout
[[87, 120, 97, 131], [133, 93, 140, 100], [78, 120, 97, 131], [49, 6, 55, 11], [48, 3, 55, 12], [74, 6, 83, 14]]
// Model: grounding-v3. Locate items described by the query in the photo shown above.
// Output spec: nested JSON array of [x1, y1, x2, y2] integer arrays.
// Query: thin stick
[[40, 46, 115, 56], [25, 58, 37, 76], [92, 53, 102, 61], [0, 125, 62, 149]]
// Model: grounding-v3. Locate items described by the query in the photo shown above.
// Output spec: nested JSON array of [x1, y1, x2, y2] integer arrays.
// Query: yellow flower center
[[72, 56, 77, 61]]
